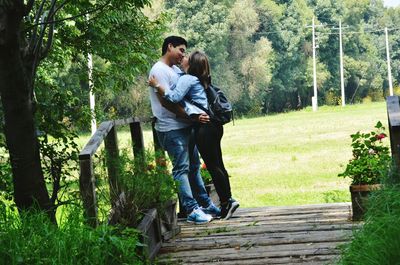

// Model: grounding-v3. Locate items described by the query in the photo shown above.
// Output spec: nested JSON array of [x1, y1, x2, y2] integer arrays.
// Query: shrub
[[0, 203, 144, 265], [108, 149, 177, 227]]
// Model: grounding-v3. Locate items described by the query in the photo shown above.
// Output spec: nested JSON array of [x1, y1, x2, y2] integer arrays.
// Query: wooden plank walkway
[[157, 203, 361, 264]]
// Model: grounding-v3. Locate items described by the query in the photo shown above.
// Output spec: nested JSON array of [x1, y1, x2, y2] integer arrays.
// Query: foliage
[[200, 163, 212, 185], [162, 0, 400, 115], [338, 184, 400, 264], [0, 0, 168, 215], [338, 121, 391, 185], [108, 149, 177, 227], [0, 203, 144, 265]]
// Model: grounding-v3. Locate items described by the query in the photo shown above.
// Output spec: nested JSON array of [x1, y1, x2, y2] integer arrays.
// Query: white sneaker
[[187, 207, 213, 224]]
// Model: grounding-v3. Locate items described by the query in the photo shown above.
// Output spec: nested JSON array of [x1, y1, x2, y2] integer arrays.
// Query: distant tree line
[[163, 0, 400, 115]]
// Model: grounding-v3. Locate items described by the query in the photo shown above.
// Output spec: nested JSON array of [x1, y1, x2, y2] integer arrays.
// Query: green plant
[[109, 149, 177, 227], [338, 121, 391, 185], [200, 163, 212, 185], [0, 203, 144, 265], [338, 184, 400, 264]]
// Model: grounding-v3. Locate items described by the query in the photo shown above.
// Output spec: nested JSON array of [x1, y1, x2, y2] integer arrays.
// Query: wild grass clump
[[0, 203, 144, 265], [338, 184, 400, 264]]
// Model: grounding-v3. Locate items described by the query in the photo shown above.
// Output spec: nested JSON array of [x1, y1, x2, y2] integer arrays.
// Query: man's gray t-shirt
[[148, 61, 190, 132]]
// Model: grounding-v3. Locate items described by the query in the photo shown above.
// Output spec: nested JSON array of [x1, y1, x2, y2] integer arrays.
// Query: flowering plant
[[200, 163, 212, 184], [338, 121, 391, 185]]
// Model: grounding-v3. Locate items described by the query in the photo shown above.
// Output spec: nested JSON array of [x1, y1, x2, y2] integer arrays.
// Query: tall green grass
[[0, 203, 144, 265], [338, 184, 400, 264]]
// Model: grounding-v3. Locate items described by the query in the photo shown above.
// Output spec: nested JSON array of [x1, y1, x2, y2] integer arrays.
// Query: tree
[[0, 0, 164, 220]]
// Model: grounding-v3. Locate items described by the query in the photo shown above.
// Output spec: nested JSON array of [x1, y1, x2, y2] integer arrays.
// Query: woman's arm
[[148, 76, 188, 119]]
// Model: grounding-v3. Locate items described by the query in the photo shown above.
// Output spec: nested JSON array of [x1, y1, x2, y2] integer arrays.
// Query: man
[[148, 36, 220, 224]]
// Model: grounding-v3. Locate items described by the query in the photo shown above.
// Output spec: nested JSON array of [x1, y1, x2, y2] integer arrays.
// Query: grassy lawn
[[78, 101, 389, 208]]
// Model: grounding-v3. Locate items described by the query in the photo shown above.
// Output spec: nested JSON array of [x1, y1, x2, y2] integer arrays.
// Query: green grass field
[[78, 101, 389, 208]]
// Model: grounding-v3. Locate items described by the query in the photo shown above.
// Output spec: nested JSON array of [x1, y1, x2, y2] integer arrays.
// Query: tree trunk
[[0, 2, 54, 220]]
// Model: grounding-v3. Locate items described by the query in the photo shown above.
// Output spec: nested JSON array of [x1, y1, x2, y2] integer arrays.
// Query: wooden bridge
[[157, 203, 360, 264]]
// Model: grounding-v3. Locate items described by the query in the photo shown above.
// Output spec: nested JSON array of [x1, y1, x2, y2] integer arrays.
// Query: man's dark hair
[[161, 36, 187, 55]]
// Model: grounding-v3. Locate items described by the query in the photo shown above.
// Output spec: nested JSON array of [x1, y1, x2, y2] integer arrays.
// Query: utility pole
[[339, 20, 345, 106], [312, 16, 318, 111], [385, 27, 393, 96]]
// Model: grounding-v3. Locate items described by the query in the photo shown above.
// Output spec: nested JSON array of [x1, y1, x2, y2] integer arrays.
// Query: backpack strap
[[188, 99, 210, 116]]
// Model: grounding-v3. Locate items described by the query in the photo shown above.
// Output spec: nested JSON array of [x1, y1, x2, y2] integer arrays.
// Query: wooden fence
[[79, 117, 161, 227]]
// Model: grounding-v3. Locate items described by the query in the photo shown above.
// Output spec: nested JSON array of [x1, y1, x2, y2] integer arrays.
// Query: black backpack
[[190, 84, 233, 125]]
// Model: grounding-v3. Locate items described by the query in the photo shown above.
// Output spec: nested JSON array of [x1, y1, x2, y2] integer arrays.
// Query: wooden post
[[79, 158, 98, 227], [105, 123, 121, 205], [130, 120, 145, 161], [79, 121, 114, 225], [387, 96, 400, 171]]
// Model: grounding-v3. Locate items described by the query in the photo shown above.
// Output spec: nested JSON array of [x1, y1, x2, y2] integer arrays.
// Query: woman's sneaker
[[201, 203, 221, 218], [221, 198, 239, 220], [187, 207, 213, 224]]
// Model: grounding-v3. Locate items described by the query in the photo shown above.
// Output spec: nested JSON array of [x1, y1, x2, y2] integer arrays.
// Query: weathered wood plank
[[104, 126, 121, 205], [79, 121, 114, 160], [387, 96, 400, 169], [179, 211, 352, 231], [160, 229, 351, 253], [178, 222, 358, 239], [225, 202, 351, 215], [190, 254, 339, 265], [79, 158, 98, 227], [158, 241, 345, 263], [130, 121, 145, 159]]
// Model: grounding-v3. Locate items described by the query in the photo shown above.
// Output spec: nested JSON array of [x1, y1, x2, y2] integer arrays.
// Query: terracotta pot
[[350, 184, 381, 221]]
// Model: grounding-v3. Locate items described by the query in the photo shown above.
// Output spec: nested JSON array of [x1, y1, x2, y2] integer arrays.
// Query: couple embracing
[[148, 36, 239, 224]]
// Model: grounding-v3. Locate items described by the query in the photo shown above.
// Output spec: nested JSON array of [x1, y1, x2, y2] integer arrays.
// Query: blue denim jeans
[[157, 127, 211, 214]]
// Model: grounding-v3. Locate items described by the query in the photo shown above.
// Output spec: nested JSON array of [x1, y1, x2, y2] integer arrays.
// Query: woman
[[148, 51, 239, 220]]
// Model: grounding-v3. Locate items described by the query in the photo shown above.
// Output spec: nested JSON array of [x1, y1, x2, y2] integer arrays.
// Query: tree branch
[[25, 0, 112, 31], [29, 0, 47, 52]]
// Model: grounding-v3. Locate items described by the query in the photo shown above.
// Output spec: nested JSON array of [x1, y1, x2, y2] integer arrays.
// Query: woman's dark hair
[[161, 36, 187, 55], [187, 51, 211, 89]]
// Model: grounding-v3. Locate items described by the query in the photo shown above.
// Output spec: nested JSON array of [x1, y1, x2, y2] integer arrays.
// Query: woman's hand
[[198, 113, 210, 124], [148, 76, 159, 88]]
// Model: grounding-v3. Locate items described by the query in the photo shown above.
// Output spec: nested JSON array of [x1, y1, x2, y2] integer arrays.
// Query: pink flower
[[201, 163, 207, 170], [368, 149, 376, 155], [376, 133, 386, 140]]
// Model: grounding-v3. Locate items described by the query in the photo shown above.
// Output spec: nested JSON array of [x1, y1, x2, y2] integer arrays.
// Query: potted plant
[[338, 121, 391, 221]]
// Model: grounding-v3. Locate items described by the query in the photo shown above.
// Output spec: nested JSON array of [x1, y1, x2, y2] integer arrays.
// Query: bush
[[0, 203, 144, 265], [108, 149, 177, 227]]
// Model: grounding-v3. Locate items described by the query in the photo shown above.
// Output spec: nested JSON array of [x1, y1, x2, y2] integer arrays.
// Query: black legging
[[194, 121, 232, 204]]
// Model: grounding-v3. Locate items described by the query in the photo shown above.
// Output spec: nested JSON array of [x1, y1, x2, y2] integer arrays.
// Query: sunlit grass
[[78, 101, 388, 208]]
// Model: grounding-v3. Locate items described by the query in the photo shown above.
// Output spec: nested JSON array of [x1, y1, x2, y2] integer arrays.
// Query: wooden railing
[[387, 96, 400, 169], [79, 117, 161, 227]]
